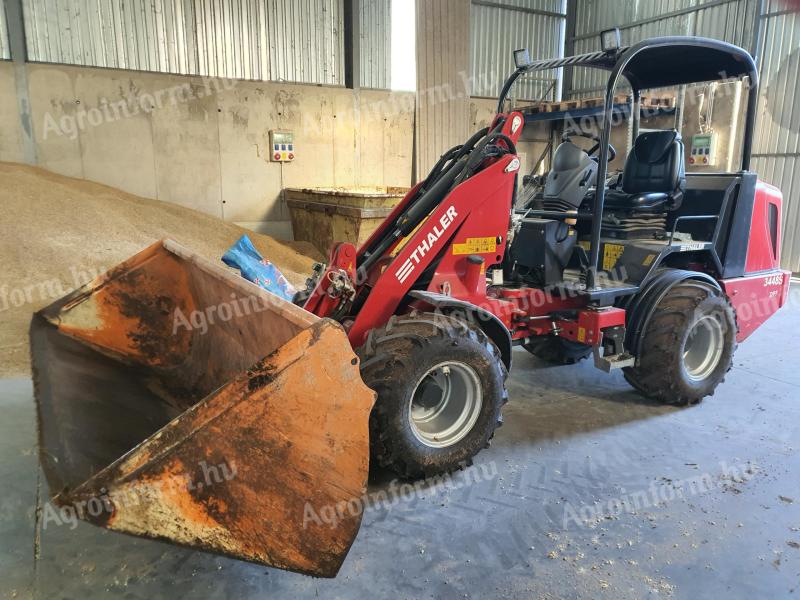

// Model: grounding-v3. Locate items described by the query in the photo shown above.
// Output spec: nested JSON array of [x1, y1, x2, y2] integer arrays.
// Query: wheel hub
[[409, 361, 483, 448], [682, 315, 724, 381]]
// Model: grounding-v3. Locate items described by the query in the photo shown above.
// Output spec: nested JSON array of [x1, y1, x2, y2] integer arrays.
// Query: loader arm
[[303, 113, 526, 347]]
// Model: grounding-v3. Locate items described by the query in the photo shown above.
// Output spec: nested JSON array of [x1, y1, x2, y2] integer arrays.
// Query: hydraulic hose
[[359, 155, 468, 274], [359, 128, 489, 263], [454, 132, 517, 186], [358, 122, 512, 274]]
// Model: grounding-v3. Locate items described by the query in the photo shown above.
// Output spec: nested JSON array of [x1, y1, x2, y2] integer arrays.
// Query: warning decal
[[452, 237, 497, 255], [602, 243, 624, 270]]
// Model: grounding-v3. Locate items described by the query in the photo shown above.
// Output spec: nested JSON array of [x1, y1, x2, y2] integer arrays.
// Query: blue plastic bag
[[222, 235, 297, 302]]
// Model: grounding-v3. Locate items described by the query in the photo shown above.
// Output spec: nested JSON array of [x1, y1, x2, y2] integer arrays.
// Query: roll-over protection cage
[[497, 36, 759, 290]]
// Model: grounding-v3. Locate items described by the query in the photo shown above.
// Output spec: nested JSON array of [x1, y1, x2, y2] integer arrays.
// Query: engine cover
[[508, 218, 577, 286]]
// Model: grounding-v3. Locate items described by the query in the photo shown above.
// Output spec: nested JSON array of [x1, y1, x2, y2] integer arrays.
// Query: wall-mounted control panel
[[689, 133, 717, 166], [270, 130, 294, 162]]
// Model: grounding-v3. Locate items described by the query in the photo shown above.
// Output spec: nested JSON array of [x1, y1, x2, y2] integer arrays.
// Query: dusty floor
[[0, 163, 321, 376], [1, 285, 798, 599]]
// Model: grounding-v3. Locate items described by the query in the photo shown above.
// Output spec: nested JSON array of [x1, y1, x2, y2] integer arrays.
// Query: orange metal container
[[30, 239, 375, 577]]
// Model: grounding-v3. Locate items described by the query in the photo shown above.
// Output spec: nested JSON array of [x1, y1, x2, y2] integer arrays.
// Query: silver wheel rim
[[682, 315, 725, 381], [409, 361, 483, 448]]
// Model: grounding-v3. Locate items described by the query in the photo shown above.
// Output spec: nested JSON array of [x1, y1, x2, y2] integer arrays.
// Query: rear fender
[[622, 268, 722, 357]]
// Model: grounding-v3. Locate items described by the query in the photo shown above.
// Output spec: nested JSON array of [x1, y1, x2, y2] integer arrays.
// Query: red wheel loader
[[32, 36, 790, 577]]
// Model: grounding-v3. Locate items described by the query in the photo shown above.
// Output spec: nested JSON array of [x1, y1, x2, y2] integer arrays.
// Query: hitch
[[593, 325, 635, 371]]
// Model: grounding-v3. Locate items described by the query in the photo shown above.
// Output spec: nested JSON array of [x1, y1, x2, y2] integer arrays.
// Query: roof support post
[[4, 0, 37, 164], [344, 0, 361, 89]]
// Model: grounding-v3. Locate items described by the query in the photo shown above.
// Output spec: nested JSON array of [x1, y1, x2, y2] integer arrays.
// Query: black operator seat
[[604, 130, 686, 213]]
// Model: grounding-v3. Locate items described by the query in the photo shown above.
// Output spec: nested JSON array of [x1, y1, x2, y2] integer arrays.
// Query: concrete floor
[[2, 287, 799, 599]]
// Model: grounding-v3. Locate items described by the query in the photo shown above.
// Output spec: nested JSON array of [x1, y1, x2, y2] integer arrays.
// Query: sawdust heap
[[0, 162, 321, 376]]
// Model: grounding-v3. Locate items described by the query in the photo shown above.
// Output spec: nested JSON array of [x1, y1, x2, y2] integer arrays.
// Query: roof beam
[[572, 0, 739, 42], [471, 1, 566, 19]]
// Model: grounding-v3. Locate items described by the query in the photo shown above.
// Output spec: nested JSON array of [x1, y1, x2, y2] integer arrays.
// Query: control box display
[[689, 133, 717, 166], [270, 130, 295, 162]]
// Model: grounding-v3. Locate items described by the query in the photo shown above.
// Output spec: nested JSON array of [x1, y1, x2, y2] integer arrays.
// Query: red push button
[[274, 152, 281, 160], [288, 153, 294, 160]]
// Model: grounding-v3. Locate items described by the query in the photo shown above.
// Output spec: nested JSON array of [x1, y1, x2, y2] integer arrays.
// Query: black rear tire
[[523, 336, 592, 365], [623, 280, 736, 404], [356, 312, 507, 479]]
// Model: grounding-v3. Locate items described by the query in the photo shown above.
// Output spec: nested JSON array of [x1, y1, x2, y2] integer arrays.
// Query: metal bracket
[[593, 347, 635, 372], [592, 324, 635, 371]]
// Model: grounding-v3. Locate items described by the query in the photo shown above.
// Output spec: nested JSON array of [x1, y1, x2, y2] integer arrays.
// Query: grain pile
[[0, 162, 321, 377]]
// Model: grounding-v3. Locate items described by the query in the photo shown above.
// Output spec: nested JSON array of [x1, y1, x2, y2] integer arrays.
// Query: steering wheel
[[561, 128, 616, 163]]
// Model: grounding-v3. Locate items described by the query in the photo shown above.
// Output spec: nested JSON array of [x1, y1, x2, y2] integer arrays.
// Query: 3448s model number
[[764, 274, 784, 286]]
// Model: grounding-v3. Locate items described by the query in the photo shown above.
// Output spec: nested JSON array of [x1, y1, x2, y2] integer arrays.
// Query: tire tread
[[357, 312, 507, 478]]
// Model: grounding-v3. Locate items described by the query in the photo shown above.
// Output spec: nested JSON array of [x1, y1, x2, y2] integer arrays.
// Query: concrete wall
[[0, 61, 414, 239], [680, 81, 745, 174]]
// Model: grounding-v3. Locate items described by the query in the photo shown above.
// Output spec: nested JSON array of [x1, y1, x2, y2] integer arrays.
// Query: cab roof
[[519, 36, 757, 91]]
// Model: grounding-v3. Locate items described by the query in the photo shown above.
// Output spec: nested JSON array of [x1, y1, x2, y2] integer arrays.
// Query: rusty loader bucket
[[30, 239, 375, 577]]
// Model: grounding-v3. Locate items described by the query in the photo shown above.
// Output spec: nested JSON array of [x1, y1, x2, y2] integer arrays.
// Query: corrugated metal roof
[[416, 0, 471, 176], [570, 0, 756, 98], [21, 0, 349, 85], [753, 155, 800, 273], [754, 3, 800, 158], [470, 0, 567, 100], [0, 0, 10, 59], [753, 4, 800, 272], [359, 0, 390, 89]]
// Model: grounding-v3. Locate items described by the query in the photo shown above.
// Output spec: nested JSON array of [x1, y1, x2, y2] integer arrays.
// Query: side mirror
[[513, 48, 531, 69]]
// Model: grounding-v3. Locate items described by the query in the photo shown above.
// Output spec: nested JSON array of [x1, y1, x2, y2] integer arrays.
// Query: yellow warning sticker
[[577, 327, 586, 343], [642, 253, 656, 266], [602, 243, 624, 270], [452, 237, 497, 255]]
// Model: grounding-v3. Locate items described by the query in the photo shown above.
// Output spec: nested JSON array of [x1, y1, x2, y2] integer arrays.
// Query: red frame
[[347, 154, 518, 345], [746, 180, 783, 274], [721, 270, 791, 342], [303, 113, 789, 358]]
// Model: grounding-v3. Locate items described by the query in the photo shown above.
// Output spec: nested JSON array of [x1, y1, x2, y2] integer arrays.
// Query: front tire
[[357, 312, 507, 479], [624, 280, 736, 404]]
